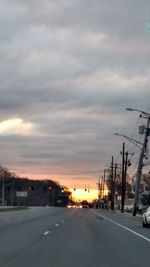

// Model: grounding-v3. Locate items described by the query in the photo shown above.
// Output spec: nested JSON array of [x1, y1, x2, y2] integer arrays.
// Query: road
[[0, 207, 150, 267]]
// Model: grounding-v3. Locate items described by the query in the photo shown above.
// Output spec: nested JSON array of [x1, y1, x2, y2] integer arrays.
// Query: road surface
[[0, 207, 150, 267]]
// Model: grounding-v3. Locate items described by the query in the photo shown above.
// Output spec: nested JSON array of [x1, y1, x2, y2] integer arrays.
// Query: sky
[[0, 0, 150, 192]]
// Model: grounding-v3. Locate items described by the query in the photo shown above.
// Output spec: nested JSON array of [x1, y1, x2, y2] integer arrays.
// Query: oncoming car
[[81, 200, 89, 208], [142, 206, 150, 227]]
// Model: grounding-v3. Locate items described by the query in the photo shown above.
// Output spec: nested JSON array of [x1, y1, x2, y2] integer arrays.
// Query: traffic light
[[61, 188, 64, 193], [74, 188, 76, 191]]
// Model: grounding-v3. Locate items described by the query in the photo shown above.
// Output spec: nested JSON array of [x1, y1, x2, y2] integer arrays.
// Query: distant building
[[0, 177, 71, 207]]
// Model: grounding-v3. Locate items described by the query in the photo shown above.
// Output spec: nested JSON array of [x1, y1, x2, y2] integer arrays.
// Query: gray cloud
[[0, 0, 150, 188]]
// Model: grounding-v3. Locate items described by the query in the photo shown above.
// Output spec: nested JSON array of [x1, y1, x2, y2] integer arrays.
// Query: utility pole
[[103, 169, 106, 197], [133, 115, 150, 216], [98, 179, 103, 199], [2, 170, 6, 206], [102, 168, 110, 197], [99, 180, 102, 199], [121, 142, 125, 213], [110, 156, 114, 210], [124, 152, 128, 180], [121, 144, 130, 213], [114, 163, 117, 195], [113, 163, 117, 209], [124, 151, 129, 190], [97, 179, 101, 200]]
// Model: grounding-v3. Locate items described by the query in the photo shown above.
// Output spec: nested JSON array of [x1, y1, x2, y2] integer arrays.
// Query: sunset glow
[[70, 188, 98, 202]]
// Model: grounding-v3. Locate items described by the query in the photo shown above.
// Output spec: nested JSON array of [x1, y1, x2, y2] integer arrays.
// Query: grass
[[0, 206, 30, 212]]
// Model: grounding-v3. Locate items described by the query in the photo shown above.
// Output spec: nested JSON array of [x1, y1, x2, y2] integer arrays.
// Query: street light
[[114, 133, 142, 148], [126, 108, 150, 216], [126, 108, 150, 117]]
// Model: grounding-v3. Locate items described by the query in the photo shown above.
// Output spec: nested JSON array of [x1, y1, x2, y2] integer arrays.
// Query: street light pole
[[126, 108, 150, 216], [133, 116, 150, 215]]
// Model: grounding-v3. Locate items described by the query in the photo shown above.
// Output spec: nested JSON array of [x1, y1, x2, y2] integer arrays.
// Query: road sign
[[16, 191, 27, 197], [57, 200, 62, 204]]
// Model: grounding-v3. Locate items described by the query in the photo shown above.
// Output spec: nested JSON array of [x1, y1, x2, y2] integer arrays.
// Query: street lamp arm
[[126, 108, 150, 117], [114, 133, 143, 148]]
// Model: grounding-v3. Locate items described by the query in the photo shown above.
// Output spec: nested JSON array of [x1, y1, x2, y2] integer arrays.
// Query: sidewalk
[[114, 208, 142, 218], [96, 204, 143, 218]]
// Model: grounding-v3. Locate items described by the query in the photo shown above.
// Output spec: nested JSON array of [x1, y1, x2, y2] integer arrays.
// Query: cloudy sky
[[0, 0, 150, 189]]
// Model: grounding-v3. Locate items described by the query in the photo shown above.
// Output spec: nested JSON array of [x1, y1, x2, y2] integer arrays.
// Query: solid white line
[[92, 210, 150, 243], [43, 231, 50, 236]]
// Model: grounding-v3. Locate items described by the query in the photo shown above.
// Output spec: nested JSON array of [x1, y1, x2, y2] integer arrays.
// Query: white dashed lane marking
[[43, 220, 64, 236], [43, 231, 50, 236]]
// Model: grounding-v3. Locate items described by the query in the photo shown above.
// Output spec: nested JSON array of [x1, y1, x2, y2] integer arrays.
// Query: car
[[142, 206, 150, 227], [81, 200, 89, 208]]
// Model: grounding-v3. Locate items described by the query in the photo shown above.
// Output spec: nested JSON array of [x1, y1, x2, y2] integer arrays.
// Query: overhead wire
[[115, 115, 141, 165], [113, 108, 150, 182], [114, 114, 145, 180]]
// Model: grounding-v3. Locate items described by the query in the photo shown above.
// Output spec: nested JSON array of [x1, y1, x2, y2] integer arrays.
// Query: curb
[[111, 209, 143, 219], [96, 208, 143, 219]]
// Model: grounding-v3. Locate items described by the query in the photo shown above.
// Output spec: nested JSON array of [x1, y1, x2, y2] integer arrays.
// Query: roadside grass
[[0, 206, 30, 212]]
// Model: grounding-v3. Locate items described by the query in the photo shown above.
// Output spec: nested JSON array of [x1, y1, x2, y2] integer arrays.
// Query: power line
[[114, 116, 142, 164]]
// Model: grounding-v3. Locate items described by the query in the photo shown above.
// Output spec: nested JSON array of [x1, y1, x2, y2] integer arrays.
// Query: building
[[0, 177, 71, 207]]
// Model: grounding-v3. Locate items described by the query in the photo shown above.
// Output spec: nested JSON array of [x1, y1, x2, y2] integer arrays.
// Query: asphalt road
[[0, 207, 150, 267]]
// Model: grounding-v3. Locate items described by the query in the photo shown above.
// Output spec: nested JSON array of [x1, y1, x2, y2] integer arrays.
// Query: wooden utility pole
[[121, 142, 125, 213], [111, 156, 114, 210], [97, 179, 101, 200], [103, 169, 106, 197], [114, 163, 117, 195]]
